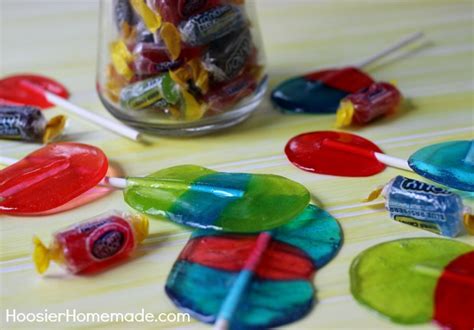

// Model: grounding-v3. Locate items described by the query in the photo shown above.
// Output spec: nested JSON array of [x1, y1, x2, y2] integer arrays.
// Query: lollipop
[[0, 74, 141, 141], [285, 131, 474, 191], [0, 152, 121, 215], [166, 205, 342, 330], [271, 32, 423, 114], [0, 143, 109, 214], [350, 238, 473, 329], [1, 144, 310, 233]]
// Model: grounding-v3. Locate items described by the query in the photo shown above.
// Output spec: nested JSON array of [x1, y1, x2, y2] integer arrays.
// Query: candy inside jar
[[97, 0, 267, 135]]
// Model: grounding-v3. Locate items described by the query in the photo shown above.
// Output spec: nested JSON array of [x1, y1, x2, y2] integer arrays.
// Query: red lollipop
[[0, 74, 69, 109], [0, 143, 108, 215], [285, 131, 386, 177]]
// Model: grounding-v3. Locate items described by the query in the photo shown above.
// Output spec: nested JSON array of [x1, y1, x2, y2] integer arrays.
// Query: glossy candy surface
[[408, 140, 474, 192], [336, 82, 402, 128], [0, 74, 70, 109], [0, 143, 108, 215], [271, 67, 374, 114], [124, 165, 310, 233], [285, 131, 386, 176], [350, 238, 473, 328], [35, 165, 122, 216], [33, 212, 149, 274], [166, 205, 343, 329]]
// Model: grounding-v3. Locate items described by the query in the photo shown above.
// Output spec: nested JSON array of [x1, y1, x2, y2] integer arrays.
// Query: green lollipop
[[120, 165, 310, 233]]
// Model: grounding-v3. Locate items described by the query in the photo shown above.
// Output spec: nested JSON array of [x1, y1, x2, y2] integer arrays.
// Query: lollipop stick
[[101, 177, 128, 189], [355, 32, 424, 68], [322, 138, 411, 171], [214, 232, 272, 330], [374, 153, 411, 171], [20, 80, 142, 141]]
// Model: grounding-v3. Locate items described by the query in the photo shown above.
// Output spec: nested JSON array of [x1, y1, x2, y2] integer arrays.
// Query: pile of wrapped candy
[[105, 0, 265, 122]]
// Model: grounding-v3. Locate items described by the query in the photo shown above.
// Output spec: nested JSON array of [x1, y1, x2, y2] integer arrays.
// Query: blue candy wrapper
[[381, 176, 469, 237]]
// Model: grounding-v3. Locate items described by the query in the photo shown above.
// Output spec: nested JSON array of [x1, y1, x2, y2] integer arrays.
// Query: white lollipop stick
[[355, 31, 424, 68], [374, 153, 411, 171], [44, 92, 141, 141], [20, 80, 142, 141], [101, 176, 128, 189], [322, 138, 412, 172]]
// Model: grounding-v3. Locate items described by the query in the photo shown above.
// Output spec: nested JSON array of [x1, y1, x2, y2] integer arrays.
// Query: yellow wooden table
[[1, 0, 473, 328]]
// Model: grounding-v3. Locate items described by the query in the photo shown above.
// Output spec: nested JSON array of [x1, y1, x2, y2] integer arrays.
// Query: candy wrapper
[[33, 212, 149, 274], [336, 82, 402, 128], [0, 105, 66, 143], [366, 175, 473, 237]]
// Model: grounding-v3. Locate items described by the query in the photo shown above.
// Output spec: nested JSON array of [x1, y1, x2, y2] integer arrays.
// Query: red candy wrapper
[[205, 73, 257, 112], [33, 212, 149, 274], [336, 82, 402, 128]]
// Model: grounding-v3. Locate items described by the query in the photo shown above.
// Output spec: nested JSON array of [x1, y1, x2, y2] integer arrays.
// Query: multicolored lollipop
[[350, 238, 473, 329], [271, 32, 423, 114], [285, 131, 474, 191], [0, 74, 141, 141], [1, 144, 310, 233], [118, 164, 311, 232], [166, 204, 342, 329]]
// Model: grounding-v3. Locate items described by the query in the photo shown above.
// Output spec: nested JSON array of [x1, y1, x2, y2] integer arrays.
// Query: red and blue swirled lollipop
[[271, 67, 374, 114], [165, 204, 343, 329], [271, 33, 423, 114]]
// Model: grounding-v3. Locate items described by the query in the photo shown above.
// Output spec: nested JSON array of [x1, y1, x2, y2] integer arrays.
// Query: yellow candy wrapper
[[130, 0, 161, 33], [181, 90, 206, 121], [170, 58, 209, 94], [110, 40, 134, 81], [335, 100, 355, 128], [160, 22, 181, 61], [42, 115, 67, 144]]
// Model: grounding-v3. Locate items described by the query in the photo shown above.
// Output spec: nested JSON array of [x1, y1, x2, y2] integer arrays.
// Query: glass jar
[[97, 0, 267, 136]]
